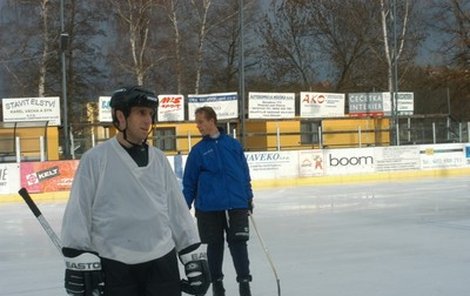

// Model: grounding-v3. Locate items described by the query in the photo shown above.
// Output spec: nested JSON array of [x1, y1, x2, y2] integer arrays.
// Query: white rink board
[[1, 143, 470, 195], [0, 163, 20, 194]]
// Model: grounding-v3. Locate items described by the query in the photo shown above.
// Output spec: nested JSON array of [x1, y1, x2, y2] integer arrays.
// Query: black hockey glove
[[179, 243, 211, 296], [62, 248, 105, 296]]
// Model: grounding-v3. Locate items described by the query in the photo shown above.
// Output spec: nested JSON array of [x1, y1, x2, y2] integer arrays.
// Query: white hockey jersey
[[61, 137, 200, 264]]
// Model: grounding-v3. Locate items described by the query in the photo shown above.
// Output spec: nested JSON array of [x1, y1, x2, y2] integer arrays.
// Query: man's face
[[195, 112, 215, 136], [117, 106, 154, 143]]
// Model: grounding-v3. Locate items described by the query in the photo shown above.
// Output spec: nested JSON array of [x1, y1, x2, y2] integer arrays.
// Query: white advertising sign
[[245, 151, 298, 180], [158, 95, 185, 122], [300, 92, 345, 118], [298, 150, 324, 177], [188, 92, 238, 120], [324, 148, 375, 175], [419, 144, 465, 169], [348, 93, 387, 117], [0, 163, 20, 194], [374, 146, 420, 171], [98, 96, 112, 122], [248, 92, 295, 119], [396, 92, 414, 115], [2, 97, 61, 125]]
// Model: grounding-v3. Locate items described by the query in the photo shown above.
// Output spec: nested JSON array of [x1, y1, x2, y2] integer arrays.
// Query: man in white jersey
[[61, 86, 210, 296]]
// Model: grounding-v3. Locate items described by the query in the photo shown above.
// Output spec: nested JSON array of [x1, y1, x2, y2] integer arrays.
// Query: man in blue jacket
[[183, 106, 254, 296]]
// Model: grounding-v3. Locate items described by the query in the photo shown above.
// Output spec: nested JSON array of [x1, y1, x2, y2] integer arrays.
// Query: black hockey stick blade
[[18, 187, 63, 252]]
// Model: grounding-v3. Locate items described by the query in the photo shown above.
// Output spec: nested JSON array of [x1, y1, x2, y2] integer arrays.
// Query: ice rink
[[1, 175, 470, 296]]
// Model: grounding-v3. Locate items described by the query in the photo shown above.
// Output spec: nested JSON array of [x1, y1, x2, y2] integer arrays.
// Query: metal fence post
[[276, 125, 280, 151], [40, 136, 45, 161], [446, 117, 450, 141], [91, 132, 96, 148], [395, 121, 400, 146], [407, 118, 411, 143], [459, 122, 462, 142], [318, 125, 323, 149], [15, 136, 21, 163], [358, 126, 362, 148]]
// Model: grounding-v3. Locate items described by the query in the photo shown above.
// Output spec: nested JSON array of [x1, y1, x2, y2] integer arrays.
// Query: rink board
[[1, 143, 470, 202]]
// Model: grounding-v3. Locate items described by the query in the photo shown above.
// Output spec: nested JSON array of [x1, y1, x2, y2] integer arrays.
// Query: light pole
[[60, 0, 69, 158], [239, 0, 246, 146], [390, 0, 399, 146]]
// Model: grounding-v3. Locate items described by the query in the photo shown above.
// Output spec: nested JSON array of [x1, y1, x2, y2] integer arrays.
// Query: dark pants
[[101, 249, 181, 296], [196, 209, 251, 283]]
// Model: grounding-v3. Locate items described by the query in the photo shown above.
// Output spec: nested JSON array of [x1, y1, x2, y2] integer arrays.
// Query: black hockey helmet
[[110, 85, 158, 127]]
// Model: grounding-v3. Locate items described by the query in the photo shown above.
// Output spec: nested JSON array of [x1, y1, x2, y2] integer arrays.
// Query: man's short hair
[[195, 106, 218, 125]]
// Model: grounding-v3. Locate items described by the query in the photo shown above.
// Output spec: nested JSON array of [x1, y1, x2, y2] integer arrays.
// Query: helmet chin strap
[[122, 129, 146, 147], [115, 113, 154, 148], [120, 120, 154, 148], [115, 118, 145, 147]]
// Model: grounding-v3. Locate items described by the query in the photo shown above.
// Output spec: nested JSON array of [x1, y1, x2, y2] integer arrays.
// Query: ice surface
[[1, 175, 469, 295]]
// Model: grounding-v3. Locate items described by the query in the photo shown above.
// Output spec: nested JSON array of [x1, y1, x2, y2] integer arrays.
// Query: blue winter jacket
[[183, 130, 253, 212]]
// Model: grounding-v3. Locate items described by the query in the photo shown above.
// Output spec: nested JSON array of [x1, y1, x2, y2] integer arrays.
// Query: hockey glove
[[179, 243, 211, 296], [62, 247, 105, 296]]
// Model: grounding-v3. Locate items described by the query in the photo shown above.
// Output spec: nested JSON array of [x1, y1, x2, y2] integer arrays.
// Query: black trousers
[[101, 249, 181, 296], [196, 209, 251, 283]]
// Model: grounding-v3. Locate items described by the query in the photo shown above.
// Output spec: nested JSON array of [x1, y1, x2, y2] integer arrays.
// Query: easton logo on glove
[[64, 251, 102, 271], [65, 261, 101, 270], [188, 252, 207, 261]]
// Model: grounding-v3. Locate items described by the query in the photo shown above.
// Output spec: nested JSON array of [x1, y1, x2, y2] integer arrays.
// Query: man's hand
[[179, 243, 211, 295], [63, 248, 104, 296]]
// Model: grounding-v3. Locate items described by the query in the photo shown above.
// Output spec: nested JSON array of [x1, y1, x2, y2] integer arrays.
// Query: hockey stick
[[18, 187, 63, 252], [249, 214, 281, 296]]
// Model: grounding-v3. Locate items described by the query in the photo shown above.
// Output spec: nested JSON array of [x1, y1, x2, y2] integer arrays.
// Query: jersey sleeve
[[60, 153, 99, 252], [163, 155, 201, 252]]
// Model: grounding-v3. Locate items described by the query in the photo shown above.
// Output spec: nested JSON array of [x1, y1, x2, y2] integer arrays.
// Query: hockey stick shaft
[[18, 187, 63, 253], [249, 214, 281, 296]]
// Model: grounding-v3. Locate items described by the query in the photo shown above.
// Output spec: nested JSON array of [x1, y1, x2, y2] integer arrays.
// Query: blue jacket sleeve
[[182, 150, 199, 209], [241, 148, 254, 200]]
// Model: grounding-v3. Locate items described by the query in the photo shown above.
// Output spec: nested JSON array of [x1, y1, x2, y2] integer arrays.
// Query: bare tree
[[159, 0, 185, 93], [154, 0, 260, 94], [428, 0, 470, 120], [107, 0, 162, 85], [305, 0, 383, 91], [201, 0, 260, 91], [379, 0, 410, 93], [188, 0, 213, 94], [0, 0, 58, 97], [432, 0, 469, 69], [63, 1, 108, 123], [37, 0, 51, 97], [256, 0, 425, 92], [257, 0, 317, 90]]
